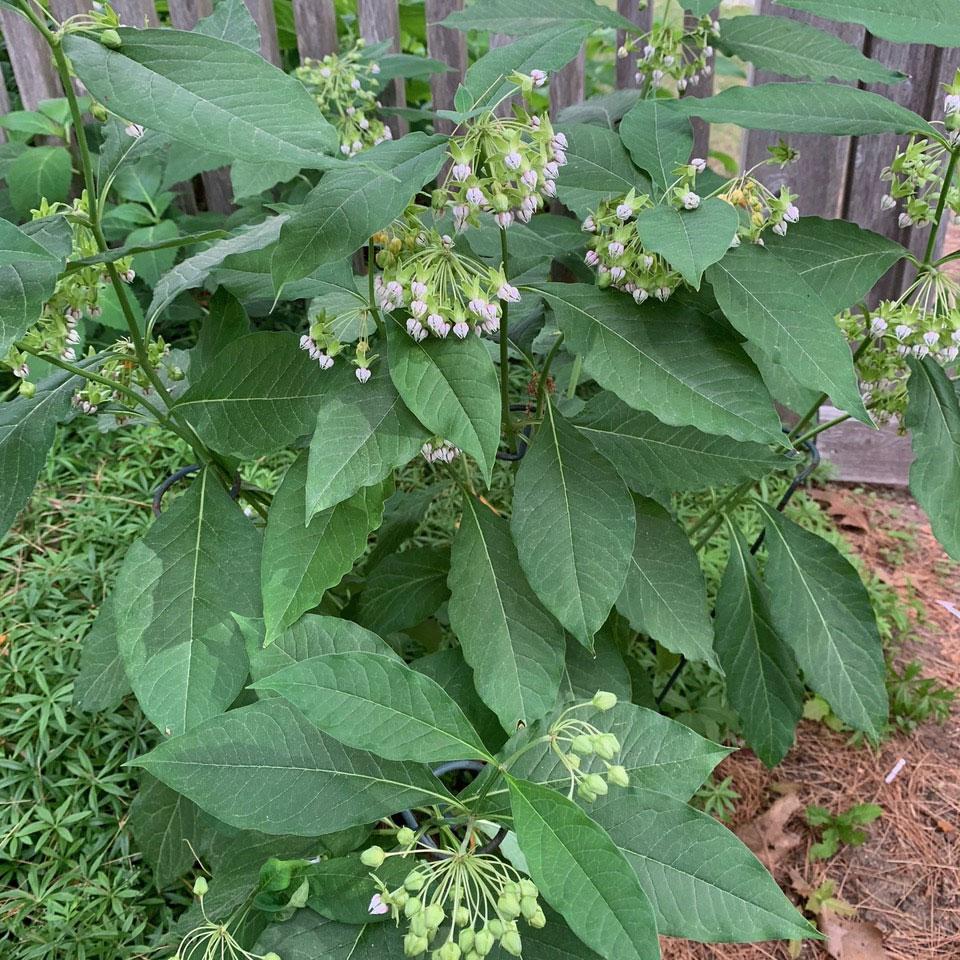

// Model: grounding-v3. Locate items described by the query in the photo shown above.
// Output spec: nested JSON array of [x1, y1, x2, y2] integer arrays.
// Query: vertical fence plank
[[168, 0, 213, 31], [0, 70, 9, 144], [291, 0, 338, 61], [243, 0, 282, 65], [112, 0, 160, 27], [489, 33, 516, 117], [615, 0, 651, 90], [550, 48, 585, 119], [358, 0, 408, 137], [682, 8, 716, 159], [425, 0, 466, 132], [741, 2, 863, 218], [0, 9, 63, 110]]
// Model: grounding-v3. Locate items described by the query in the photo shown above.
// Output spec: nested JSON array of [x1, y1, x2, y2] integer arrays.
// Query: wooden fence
[[2, 0, 955, 483]]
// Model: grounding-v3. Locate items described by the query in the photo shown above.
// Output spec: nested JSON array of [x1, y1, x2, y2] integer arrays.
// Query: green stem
[[923, 147, 959, 265], [793, 411, 851, 446], [686, 478, 754, 541], [565, 354, 582, 400], [498, 227, 516, 447], [536, 332, 564, 419], [368, 240, 385, 339]]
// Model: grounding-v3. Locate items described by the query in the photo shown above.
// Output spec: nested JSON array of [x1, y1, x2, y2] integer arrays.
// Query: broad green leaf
[[211, 250, 361, 305], [366, 487, 434, 570], [175, 332, 345, 457], [357, 546, 451, 635], [512, 401, 634, 647], [679, 82, 937, 137], [148, 216, 286, 321], [534, 283, 785, 446], [619, 98, 693, 191], [476, 701, 731, 815], [773, 0, 960, 47], [617, 497, 718, 669], [74, 594, 131, 712], [240, 613, 399, 685], [63, 30, 337, 168], [635, 199, 739, 289], [192, 288, 250, 373], [0, 111, 61, 138], [0, 216, 66, 358], [136, 699, 453, 835], [706, 245, 869, 421], [386, 316, 501, 484], [573, 391, 784, 502], [562, 624, 633, 702], [128, 221, 179, 288], [273, 134, 446, 288], [262, 453, 387, 643], [0, 365, 81, 539], [256, 913, 405, 960], [555, 122, 650, 219], [765, 217, 907, 315], [195, 0, 261, 51], [307, 854, 410, 924], [906, 358, 960, 561], [129, 775, 203, 889], [592, 787, 816, 942], [449, 496, 566, 733], [508, 777, 659, 960], [442, 0, 634, 33], [559, 89, 642, 129], [7, 146, 73, 219], [715, 523, 802, 767], [252, 652, 495, 763], [306, 365, 429, 516], [717, 14, 904, 84], [759, 503, 887, 737], [114, 469, 262, 736], [460, 24, 592, 111], [20, 213, 73, 258]]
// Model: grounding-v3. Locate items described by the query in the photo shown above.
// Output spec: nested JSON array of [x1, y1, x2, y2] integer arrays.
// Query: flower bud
[[439, 942, 462, 960], [404, 933, 429, 956], [497, 893, 521, 920], [486, 919, 505, 938], [454, 906, 470, 927], [361, 845, 386, 868], [528, 906, 547, 929], [592, 690, 618, 711], [691, 157, 707, 173], [529, 69, 547, 87], [880, 194, 896, 211], [607, 764, 631, 787], [585, 773, 609, 796], [682, 191, 701, 210], [425, 903, 445, 929], [519, 879, 538, 899], [397, 827, 416, 846], [18, 380, 36, 398], [501, 930, 523, 956], [406, 871, 426, 892], [571, 734, 594, 755], [263, 954, 282, 960], [474, 929, 495, 956], [405, 896, 423, 919], [520, 896, 539, 921], [459, 929, 475, 952], [193, 877, 208, 897], [100, 28, 121, 48]]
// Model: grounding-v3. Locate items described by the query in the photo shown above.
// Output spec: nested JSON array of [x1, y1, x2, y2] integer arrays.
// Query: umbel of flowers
[[617, 12, 717, 93], [293, 39, 391, 157], [1, 194, 135, 398]]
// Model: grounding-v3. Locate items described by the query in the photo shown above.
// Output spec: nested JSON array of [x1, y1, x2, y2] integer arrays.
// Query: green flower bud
[[438, 942, 462, 960], [585, 773, 609, 796], [392, 888, 410, 909], [571, 734, 594, 755], [406, 871, 427, 892], [289, 877, 309, 909], [528, 906, 547, 929], [18, 380, 36, 399], [397, 827, 416, 846], [459, 928, 475, 953], [593, 733, 620, 761], [192, 876, 208, 897], [577, 781, 598, 803], [424, 902, 446, 929], [263, 954, 282, 960], [405, 896, 423, 919], [597, 270, 613, 289], [167, 365, 185, 381], [520, 896, 539, 921], [404, 933, 429, 957], [410, 913, 430, 938], [454, 906, 470, 927], [100, 28, 121, 48], [361, 845, 386, 868], [497, 893, 521, 920], [518, 879, 538, 899], [592, 690, 618, 711], [90, 102, 108, 122], [474, 929, 495, 956], [486, 919, 505, 938], [501, 930, 523, 956], [607, 764, 631, 787]]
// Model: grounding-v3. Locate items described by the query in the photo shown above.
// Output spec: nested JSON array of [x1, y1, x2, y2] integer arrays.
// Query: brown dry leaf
[[820, 909, 888, 960], [736, 791, 803, 872], [810, 489, 871, 533]]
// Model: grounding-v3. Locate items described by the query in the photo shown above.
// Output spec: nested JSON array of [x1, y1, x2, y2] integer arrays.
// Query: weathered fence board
[[425, 0, 466, 132], [551, 48, 586, 119], [0, 8, 62, 110], [358, 0, 407, 138], [816, 406, 912, 487], [616, 0, 652, 90], [112, 0, 160, 28], [244, 0, 281, 65], [291, 0, 338, 60]]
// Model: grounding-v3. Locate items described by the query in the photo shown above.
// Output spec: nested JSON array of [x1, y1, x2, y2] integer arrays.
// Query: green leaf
[[7, 146, 73, 219], [357, 546, 451, 635], [773, 0, 960, 48], [758, 503, 888, 738], [256, 913, 405, 960], [211, 250, 360, 305], [272, 134, 446, 288], [555, 122, 650, 219], [573, 391, 785, 502], [193, 288, 251, 373], [128, 221, 179, 288], [0, 110, 61, 137], [253, 652, 495, 764], [114, 469, 262, 736], [307, 854, 410, 924], [635, 199, 739, 289], [449, 496, 566, 733], [386, 316, 501, 484], [195, 0, 261, 51], [175, 332, 345, 458], [136, 698, 453, 835], [63, 30, 337, 168], [592, 786, 816, 942], [0, 216, 67, 358], [714, 523, 802, 767], [262, 453, 387, 643], [442, 0, 634, 33], [717, 14, 904, 84], [306, 365, 429, 516], [366, 487, 434, 570], [765, 217, 907, 315], [534, 283, 785, 446], [129, 775, 203, 889], [619, 98, 693, 192], [678, 82, 937, 137], [559, 89, 642, 129], [512, 401, 635, 647], [706, 244, 869, 422], [617, 497, 717, 669], [906, 358, 960, 561], [74, 594, 132, 712], [562, 624, 633, 702], [508, 777, 659, 960], [0, 365, 81, 539]]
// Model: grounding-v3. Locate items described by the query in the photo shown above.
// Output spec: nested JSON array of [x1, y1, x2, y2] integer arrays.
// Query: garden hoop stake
[[151, 465, 242, 517]]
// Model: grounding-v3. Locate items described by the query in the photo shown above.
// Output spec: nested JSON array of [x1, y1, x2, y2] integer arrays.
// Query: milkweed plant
[[2, 0, 960, 957]]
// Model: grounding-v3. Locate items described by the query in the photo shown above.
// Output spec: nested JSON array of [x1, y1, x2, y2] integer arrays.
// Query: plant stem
[[686, 478, 754, 541], [368, 240, 385, 338], [565, 354, 582, 399], [498, 227, 516, 447], [923, 146, 959, 265], [536, 333, 564, 418], [793, 411, 851, 446]]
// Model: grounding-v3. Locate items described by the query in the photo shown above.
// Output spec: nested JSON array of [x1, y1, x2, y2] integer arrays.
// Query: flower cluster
[[545, 691, 630, 801], [421, 439, 461, 465], [618, 14, 717, 92], [293, 40, 391, 157], [879, 135, 960, 230], [374, 217, 521, 340], [362, 826, 546, 959], [2, 195, 134, 397], [439, 73, 567, 232], [71, 335, 177, 415], [718, 176, 800, 243]]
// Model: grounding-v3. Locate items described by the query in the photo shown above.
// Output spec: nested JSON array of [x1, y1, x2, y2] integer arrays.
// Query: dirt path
[[663, 487, 959, 960]]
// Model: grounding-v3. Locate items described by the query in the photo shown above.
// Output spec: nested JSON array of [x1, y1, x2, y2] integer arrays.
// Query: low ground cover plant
[[3, 0, 960, 957]]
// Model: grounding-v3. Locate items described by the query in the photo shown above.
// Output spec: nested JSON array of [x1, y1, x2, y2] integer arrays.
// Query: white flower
[[655, 286, 672, 301], [522, 169, 538, 190], [466, 186, 486, 206], [406, 317, 425, 339], [923, 330, 940, 347], [677, 78, 687, 92], [615, 203, 633, 221], [542, 179, 557, 198], [482, 302, 500, 323], [607, 241, 625, 258], [299, 334, 313, 351], [642, 44, 655, 59], [495, 211, 514, 228], [317, 353, 334, 369], [340, 145, 351, 155], [453, 320, 470, 339], [663, 54, 675, 66], [610, 266, 626, 282], [320, 67, 332, 78], [452, 204, 470, 232], [359, 117, 369, 130], [913, 344, 929, 359], [898, 212, 913, 228], [497, 282, 521, 303], [66, 328, 81, 345], [729, 234, 741, 248], [371, 63, 381, 75], [428, 314, 450, 337], [504, 151, 522, 170], [642, 255, 654, 269], [783, 203, 800, 223], [632, 288, 648, 304], [945, 93, 960, 115], [652, 69, 664, 85], [582, 216, 596, 232], [355, 367, 371, 383], [61, 347, 76, 361], [351, 78, 362, 90], [451, 162, 472, 182], [386, 280, 404, 301], [880, 194, 897, 211], [122, 269, 136, 283], [347, 106, 356, 116], [772, 221, 788, 237], [870, 317, 888, 337], [682, 191, 701, 210], [87, 305, 102, 319], [410, 299, 428, 318], [530, 69, 547, 87], [530, 115, 541, 130], [894, 323, 913, 341], [942, 345, 959, 362], [552, 148, 567, 166], [411, 280, 428, 299], [544, 160, 560, 179], [896, 344, 911, 358], [468, 297, 486, 317], [584, 250, 599, 267], [552, 132, 568, 151], [13, 363, 28, 379], [124, 123, 144, 138]]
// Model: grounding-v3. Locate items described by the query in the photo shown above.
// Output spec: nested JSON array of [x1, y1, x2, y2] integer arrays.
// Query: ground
[[665, 487, 960, 960]]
